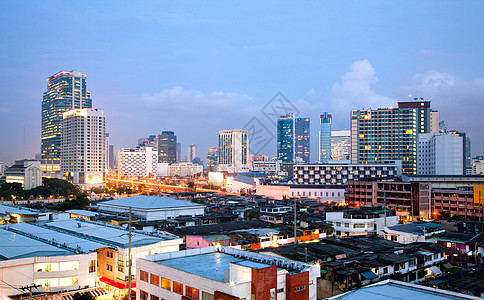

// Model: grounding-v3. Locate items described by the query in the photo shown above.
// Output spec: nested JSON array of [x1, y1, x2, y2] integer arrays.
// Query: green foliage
[[72, 292, 93, 300], [191, 197, 205, 204], [247, 209, 259, 220], [55, 193, 90, 211], [0, 183, 24, 199]]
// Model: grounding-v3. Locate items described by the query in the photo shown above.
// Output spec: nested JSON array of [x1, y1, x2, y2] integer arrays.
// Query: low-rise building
[[97, 195, 205, 221], [137, 246, 320, 300], [384, 222, 445, 244], [326, 208, 398, 238], [0, 224, 98, 298], [256, 183, 345, 202], [5, 159, 42, 190], [169, 161, 203, 177]]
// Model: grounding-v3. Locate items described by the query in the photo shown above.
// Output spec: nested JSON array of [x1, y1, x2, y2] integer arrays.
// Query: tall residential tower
[[218, 130, 249, 173], [319, 112, 332, 163]]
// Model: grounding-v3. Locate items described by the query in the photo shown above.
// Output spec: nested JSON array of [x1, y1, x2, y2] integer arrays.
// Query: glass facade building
[[157, 131, 177, 164], [277, 114, 294, 163], [295, 117, 310, 163], [41, 71, 92, 160], [319, 112, 332, 163]]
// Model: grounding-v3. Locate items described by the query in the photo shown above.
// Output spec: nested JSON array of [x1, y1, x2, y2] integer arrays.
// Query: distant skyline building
[[417, 132, 464, 175], [176, 142, 181, 162], [277, 114, 294, 163], [331, 130, 351, 161], [319, 112, 332, 163], [187, 144, 198, 162], [157, 131, 177, 164], [294, 117, 310, 163], [41, 70, 92, 161], [472, 156, 484, 175], [206, 147, 218, 172], [108, 144, 115, 170], [60, 108, 106, 189], [118, 146, 157, 177], [351, 101, 435, 175], [218, 130, 249, 173], [248, 154, 269, 170]]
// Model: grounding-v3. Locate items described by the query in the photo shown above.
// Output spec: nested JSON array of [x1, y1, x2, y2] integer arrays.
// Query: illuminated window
[[150, 274, 159, 286], [173, 281, 183, 294], [161, 277, 171, 290], [89, 260, 96, 273], [186, 286, 199, 299], [140, 270, 149, 282]]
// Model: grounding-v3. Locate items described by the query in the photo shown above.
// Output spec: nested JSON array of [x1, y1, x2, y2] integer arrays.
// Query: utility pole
[[127, 207, 132, 300], [20, 284, 39, 299], [479, 191, 482, 223], [294, 197, 297, 244], [384, 192, 387, 227]]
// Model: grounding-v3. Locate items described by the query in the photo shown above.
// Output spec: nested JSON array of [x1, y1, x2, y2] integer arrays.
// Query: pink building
[[186, 235, 234, 249]]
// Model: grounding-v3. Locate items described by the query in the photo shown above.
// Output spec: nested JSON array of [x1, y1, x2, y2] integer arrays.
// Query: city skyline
[[1, 1, 484, 165]]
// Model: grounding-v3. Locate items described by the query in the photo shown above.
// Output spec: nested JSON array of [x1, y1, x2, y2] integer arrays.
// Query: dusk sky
[[1, 1, 483, 165]]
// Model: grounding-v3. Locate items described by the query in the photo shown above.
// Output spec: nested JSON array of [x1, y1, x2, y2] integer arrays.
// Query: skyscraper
[[295, 117, 310, 163], [207, 147, 219, 172], [351, 100, 435, 175], [42, 71, 92, 160], [277, 114, 294, 163], [157, 131, 177, 164], [61, 108, 106, 189], [331, 130, 351, 161], [187, 144, 198, 162], [319, 112, 332, 163], [218, 130, 249, 173]]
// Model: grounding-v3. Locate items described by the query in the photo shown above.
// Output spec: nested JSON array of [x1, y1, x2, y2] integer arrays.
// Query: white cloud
[[414, 71, 455, 89]]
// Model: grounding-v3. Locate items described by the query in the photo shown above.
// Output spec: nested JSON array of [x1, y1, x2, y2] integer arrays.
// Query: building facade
[[277, 114, 294, 163], [417, 132, 464, 175], [331, 130, 351, 161], [5, 160, 42, 190], [207, 147, 219, 172], [293, 161, 402, 185], [137, 246, 319, 300], [157, 131, 177, 164], [118, 147, 158, 177], [295, 117, 310, 163], [351, 102, 431, 175], [61, 108, 106, 189], [187, 144, 198, 162], [169, 161, 204, 177], [319, 112, 332, 163], [472, 156, 484, 175], [42, 71, 93, 161], [218, 130, 249, 173]]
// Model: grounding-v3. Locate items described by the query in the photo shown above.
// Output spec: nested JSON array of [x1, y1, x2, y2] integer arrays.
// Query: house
[[384, 222, 446, 244]]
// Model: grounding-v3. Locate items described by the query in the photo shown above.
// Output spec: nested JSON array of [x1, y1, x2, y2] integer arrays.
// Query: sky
[[1, 1, 483, 165]]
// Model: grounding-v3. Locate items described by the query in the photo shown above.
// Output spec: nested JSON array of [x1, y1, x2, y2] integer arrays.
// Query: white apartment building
[[118, 146, 157, 177], [218, 130, 249, 173], [137, 246, 320, 300], [252, 160, 281, 174], [61, 108, 106, 190], [417, 132, 464, 175], [0, 224, 98, 298], [472, 156, 484, 175], [326, 209, 399, 238], [169, 161, 203, 177], [256, 183, 346, 202], [293, 161, 402, 185], [5, 160, 42, 190]]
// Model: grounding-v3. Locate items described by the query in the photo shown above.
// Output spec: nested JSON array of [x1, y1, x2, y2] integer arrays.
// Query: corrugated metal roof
[[98, 195, 204, 209]]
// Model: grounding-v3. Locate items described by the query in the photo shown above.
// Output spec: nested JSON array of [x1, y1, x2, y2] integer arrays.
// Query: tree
[[0, 183, 24, 200], [72, 292, 93, 300]]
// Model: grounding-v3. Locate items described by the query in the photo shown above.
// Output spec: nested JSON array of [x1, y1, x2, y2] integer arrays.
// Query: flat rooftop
[[44, 219, 170, 248], [0, 227, 75, 260], [156, 252, 281, 282], [99, 195, 204, 210], [0, 204, 38, 216]]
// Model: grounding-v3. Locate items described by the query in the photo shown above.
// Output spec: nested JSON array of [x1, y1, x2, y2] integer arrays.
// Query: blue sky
[[1, 1, 483, 164]]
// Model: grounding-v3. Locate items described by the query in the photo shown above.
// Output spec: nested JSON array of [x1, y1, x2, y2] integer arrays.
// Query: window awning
[[361, 270, 378, 280], [426, 266, 442, 276], [62, 289, 106, 300]]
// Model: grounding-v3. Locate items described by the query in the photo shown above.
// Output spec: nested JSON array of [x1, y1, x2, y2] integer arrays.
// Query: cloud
[[414, 71, 455, 89]]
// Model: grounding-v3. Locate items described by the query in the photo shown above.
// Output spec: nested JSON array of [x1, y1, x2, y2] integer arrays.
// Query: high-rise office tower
[[207, 147, 219, 172], [277, 114, 294, 163], [42, 71, 92, 160], [351, 100, 434, 175], [218, 130, 249, 173], [157, 131, 177, 164], [187, 144, 198, 162], [331, 130, 351, 161], [295, 117, 310, 163], [108, 144, 115, 170], [61, 108, 106, 189], [176, 142, 181, 162], [398, 100, 438, 134], [319, 112, 332, 163]]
